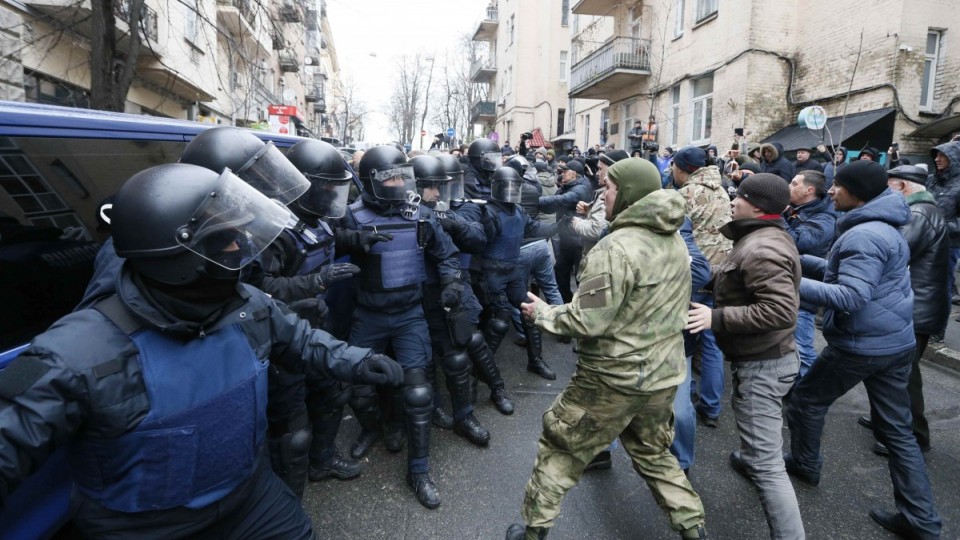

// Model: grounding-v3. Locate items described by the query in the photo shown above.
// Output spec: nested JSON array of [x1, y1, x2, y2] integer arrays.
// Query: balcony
[[278, 0, 302, 23], [472, 5, 498, 41], [305, 8, 318, 29], [569, 36, 651, 100], [137, 58, 215, 102], [279, 49, 300, 73], [571, 0, 618, 16], [26, 0, 159, 48], [470, 60, 496, 83], [305, 87, 322, 102], [470, 99, 496, 123], [217, 0, 271, 57]]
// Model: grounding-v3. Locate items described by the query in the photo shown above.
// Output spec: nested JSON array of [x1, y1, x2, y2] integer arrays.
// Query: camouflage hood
[[686, 165, 724, 191], [610, 189, 685, 236]]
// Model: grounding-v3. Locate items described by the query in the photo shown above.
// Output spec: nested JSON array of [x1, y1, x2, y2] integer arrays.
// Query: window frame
[[670, 85, 681, 146], [673, 0, 685, 38], [559, 51, 568, 82], [690, 75, 713, 144], [695, 0, 718, 23], [920, 30, 942, 111]]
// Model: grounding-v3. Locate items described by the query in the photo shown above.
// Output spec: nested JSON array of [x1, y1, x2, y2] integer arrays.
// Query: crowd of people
[[0, 123, 958, 540]]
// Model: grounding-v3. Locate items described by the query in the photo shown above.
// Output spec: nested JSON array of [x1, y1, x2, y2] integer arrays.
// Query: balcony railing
[[470, 99, 496, 122], [472, 5, 499, 41], [484, 5, 498, 21], [470, 59, 496, 82], [114, 0, 159, 42], [216, 0, 256, 26], [569, 36, 651, 96]]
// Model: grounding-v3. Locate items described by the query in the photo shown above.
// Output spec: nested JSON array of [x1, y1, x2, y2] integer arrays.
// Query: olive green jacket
[[533, 190, 690, 392]]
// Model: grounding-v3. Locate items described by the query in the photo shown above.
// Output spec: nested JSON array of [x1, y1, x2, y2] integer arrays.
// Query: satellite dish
[[282, 89, 296, 102], [798, 106, 827, 130], [304, 56, 313, 65]]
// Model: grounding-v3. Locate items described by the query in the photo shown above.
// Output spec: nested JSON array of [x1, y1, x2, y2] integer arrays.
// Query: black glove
[[313, 262, 360, 291], [355, 353, 404, 386], [360, 231, 393, 252], [441, 282, 463, 309], [287, 297, 329, 328], [439, 217, 465, 237]]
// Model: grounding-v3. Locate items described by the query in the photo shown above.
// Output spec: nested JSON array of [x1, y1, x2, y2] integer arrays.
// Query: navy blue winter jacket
[[784, 196, 837, 259], [799, 189, 915, 356]]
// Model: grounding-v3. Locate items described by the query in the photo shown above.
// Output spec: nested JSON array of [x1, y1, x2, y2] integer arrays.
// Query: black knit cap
[[834, 160, 888, 202], [735, 173, 791, 214], [599, 149, 630, 166]]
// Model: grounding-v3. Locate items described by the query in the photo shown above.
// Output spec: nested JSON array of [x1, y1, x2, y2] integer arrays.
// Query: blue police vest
[[350, 201, 426, 291], [69, 322, 268, 512], [285, 220, 336, 277], [482, 204, 524, 266]]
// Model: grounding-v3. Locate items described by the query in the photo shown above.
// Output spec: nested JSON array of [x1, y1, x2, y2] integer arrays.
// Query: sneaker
[[695, 407, 718, 428]]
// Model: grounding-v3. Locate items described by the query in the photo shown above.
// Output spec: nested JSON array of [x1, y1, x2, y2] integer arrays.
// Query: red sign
[[420, 130, 427, 136], [268, 105, 299, 117]]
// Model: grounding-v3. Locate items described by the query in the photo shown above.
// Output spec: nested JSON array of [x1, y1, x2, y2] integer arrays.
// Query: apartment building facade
[[0, 0, 346, 139], [568, 0, 959, 159], [469, 0, 572, 146]]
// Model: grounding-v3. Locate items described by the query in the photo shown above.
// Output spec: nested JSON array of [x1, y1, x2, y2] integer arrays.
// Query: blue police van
[[0, 101, 311, 539]]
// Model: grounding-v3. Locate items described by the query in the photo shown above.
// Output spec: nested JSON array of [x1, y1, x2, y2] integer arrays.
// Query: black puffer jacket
[[901, 191, 950, 335], [759, 142, 796, 182], [925, 141, 960, 247]]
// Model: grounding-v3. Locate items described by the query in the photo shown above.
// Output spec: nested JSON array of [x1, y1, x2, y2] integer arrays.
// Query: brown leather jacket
[[710, 218, 801, 362]]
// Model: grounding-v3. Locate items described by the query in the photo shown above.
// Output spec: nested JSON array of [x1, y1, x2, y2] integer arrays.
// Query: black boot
[[467, 331, 514, 415], [427, 359, 453, 430], [432, 407, 454, 430], [404, 368, 440, 509], [307, 403, 360, 481], [442, 350, 489, 446], [523, 322, 556, 380], [348, 385, 383, 459], [267, 415, 312, 498], [454, 413, 491, 446], [308, 452, 361, 481], [506, 523, 548, 539]]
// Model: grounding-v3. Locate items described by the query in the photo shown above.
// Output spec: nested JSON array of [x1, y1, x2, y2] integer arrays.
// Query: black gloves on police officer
[[439, 217, 465, 238], [313, 262, 361, 292], [287, 297, 329, 328], [440, 281, 463, 309], [334, 227, 394, 254], [355, 353, 404, 386]]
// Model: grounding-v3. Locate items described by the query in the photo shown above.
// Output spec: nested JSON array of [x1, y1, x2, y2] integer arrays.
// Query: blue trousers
[[670, 356, 696, 470], [512, 239, 564, 338], [349, 304, 430, 370], [691, 292, 724, 419], [786, 345, 941, 538], [794, 309, 817, 377]]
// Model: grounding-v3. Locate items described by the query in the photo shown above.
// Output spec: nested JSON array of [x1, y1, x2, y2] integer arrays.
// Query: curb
[[923, 343, 960, 373]]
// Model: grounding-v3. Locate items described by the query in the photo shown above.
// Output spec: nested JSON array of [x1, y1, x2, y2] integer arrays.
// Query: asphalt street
[[302, 328, 960, 540]]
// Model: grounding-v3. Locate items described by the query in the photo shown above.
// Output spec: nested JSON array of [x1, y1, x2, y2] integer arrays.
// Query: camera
[[520, 132, 533, 141], [643, 141, 659, 152]]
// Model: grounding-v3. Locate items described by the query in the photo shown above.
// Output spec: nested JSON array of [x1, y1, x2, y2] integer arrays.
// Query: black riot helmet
[[112, 163, 290, 285], [180, 127, 309, 205], [467, 138, 502, 172], [505, 155, 530, 176], [357, 145, 416, 208], [286, 139, 353, 219], [490, 166, 524, 204], [410, 155, 453, 213], [436, 153, 465, 201]]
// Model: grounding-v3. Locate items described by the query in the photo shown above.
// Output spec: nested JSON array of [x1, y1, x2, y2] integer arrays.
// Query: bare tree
[[337, 76, 368, 144], [430, 35, 480, 146], [89, 0, 146, 111], [386, 53, 429, 145]]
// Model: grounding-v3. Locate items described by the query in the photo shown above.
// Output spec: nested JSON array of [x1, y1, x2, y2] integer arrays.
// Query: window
[[557, 108, 566, 137], [670, 85, 681, 146], [559, 51, 568, 82], [561, 0, 569, 26], [674, 0, 684, 37], [691, 75, 713, 143], [600, 107, 609, 145], [510, 14, 515, 45], [184, 0, 199, 45], [696, 0, 718, 22], [622, 102, 636, 149], [584, 114, 590, 148], [921, 30, 941, 110], [630, 6, 642, 38]]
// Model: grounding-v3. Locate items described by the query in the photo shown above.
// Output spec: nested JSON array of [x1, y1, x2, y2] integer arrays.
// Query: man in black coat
[[861, 165, 949, 456], [539, 159, 594, 304], [758, 142, 796, 182]]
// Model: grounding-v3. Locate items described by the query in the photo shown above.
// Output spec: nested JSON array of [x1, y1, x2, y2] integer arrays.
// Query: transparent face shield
[[370, 164, 416, 201], [480, 151, 502, 172], [417, 179, 454, 213], [235, 141, 310, 205], [448, 172, 465, 201], [492, 177, 523, 204], [298, 176, 352, 219], [176, 169, 290, 270]]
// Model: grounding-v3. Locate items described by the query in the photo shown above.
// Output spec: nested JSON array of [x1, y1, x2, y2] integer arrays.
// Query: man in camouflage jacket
[[507, 158, 707, 540]]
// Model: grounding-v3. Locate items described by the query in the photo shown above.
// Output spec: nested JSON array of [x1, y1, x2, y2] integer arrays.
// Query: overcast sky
[[325, 0, 490, 146]]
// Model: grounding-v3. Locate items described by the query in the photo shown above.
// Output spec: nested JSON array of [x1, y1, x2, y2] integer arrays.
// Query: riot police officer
[[463, 137, 502, 200], [0, 163, 403, 538], [342, 145, 463, 509], [481, 167, 558, 380], [436, 153, 514, 415]]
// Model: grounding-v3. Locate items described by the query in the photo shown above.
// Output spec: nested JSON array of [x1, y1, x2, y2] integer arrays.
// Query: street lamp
[[419, 54, 436, 150]]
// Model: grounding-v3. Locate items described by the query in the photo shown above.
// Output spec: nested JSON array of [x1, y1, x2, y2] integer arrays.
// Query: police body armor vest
[[283, 220, 336, 278], [70, 296, 268, 512], [482, 203, 524, 269], [349, 200, 426, 291]]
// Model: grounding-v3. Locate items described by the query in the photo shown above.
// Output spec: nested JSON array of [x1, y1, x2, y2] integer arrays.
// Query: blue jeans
[[948, 247, 960, 301], [691, 291, 724, 419], [732, 354, 804, 540], [794, 309, 817, 377], [512, 239, 564, 338], [786, 345, 942, 538], [670, 356, 696, 470]]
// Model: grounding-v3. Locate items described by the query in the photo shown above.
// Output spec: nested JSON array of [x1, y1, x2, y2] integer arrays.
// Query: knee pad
[[403, 368, 433, 409], [286, 425, 312, 455], [349, 384, 377, 412], [467, 331, 487, 354], [486, 317, 509, 337], [441, 350, 470, 374]]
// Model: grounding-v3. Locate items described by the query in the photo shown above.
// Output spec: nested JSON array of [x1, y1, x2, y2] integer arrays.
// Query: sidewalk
[[925, 303, 960, 372]]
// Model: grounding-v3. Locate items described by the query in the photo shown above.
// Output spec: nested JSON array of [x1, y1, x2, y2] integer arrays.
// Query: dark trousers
[[553, 238, 582, 304], [785, 345, 941, 538], [72, 456, 315, 540], [909, 334, 930, 448]]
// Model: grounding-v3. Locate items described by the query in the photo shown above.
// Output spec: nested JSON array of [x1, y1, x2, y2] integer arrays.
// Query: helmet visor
[[417, 179, 454, 210], [370, 164, 416, 201], [298, 177, 352, 219], [492, 177, 523, 204], [177, 170, 290, 270], [235, 141, 310, 205], [448, 172, 465, 201], [480, 151, 502, 172]]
